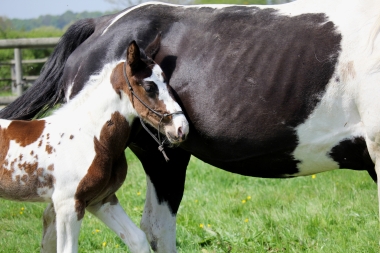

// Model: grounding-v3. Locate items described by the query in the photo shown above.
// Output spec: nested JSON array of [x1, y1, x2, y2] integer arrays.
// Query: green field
[[0, 149, 378, 252]]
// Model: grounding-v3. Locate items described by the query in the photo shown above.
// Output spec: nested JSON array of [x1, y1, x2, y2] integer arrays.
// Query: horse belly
[[291, 76, 372, 176], [0, 119, 55, 201], [0, 146, 54, 202]]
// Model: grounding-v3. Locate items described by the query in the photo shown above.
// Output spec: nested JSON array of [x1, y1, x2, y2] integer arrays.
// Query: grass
[[0, 149, 378, 252]]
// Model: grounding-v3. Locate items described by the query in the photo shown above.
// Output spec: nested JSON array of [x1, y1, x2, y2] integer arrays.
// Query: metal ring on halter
[[123, 60, 184, 162]]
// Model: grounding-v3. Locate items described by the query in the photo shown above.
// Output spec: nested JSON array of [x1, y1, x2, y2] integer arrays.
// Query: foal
[[0, 36, 188, 253]]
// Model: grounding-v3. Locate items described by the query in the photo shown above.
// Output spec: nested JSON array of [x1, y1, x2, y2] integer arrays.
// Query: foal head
[[111, 34, 189, 144]]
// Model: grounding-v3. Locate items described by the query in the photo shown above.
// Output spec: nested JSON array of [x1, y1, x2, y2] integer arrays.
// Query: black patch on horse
[[329, 137, 375, 181], [154, 7, 343, 178]]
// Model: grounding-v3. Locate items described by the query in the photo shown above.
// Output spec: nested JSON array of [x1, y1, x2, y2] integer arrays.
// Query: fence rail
[[0, 38, 59, 105], [0, 38, 60, 49]]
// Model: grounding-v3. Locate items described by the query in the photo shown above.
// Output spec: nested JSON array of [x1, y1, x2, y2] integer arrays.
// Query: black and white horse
[[0, 38, 188, 253], [1, 0, 380, 252]]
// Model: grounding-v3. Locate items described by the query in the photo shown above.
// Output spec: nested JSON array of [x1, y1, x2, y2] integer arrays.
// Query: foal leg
[[41, 203, 57, 253], [86, 194, 150, 253], [54, 198, 83, 253]]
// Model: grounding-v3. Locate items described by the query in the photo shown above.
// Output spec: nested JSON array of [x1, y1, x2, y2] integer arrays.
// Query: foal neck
[[51, 61, 137, 130]]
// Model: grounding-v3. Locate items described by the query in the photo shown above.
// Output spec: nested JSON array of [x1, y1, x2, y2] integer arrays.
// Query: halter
[[123, 61, 184, 162]]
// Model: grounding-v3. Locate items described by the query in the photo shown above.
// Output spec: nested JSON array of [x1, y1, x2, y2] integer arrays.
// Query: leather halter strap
[[123, 61, 184, 162]]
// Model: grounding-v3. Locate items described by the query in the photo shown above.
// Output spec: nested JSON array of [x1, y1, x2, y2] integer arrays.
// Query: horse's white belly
[[291, 75, 365, 176]]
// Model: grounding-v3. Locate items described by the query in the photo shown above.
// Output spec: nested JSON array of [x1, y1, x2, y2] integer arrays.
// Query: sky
[[0, 0, 122, 19]]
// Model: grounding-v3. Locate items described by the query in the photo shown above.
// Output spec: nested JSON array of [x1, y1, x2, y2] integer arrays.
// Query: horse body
[[0, 39, 188, 252], [1, 0, 379, 252], [56, 1, 379, 178]]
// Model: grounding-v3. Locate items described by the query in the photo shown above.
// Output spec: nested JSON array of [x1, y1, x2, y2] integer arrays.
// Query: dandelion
[[19, 211, 23, 215], [199, 223, 204, 228], [21, 207, 25, 211], [137, 191, 141, 196], [115, 244, 119, 248], [247, 196, 251, 200], [244, 218, 249, 223], [242, 199, 246, 204], [95, 229, 100, 233], [312, 174, 316, 179], [102, 242, 107, 247], [207, 224, 211, 228], [195, 199, 198, 203]]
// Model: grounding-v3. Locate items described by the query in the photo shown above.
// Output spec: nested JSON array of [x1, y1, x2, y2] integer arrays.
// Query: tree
[[0, 17, 12, 38]]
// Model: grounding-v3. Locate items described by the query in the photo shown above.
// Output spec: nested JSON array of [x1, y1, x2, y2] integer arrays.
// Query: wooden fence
[[0, 38, 59, 105]]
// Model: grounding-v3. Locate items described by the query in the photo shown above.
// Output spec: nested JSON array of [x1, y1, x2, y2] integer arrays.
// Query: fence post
[[10, 64, 16, 94], [14, 47, 23, 96]]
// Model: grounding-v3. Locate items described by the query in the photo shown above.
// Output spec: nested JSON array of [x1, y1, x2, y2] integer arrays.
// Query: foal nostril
[[177, 126, 183, 139], [177, 126, 187, 141]]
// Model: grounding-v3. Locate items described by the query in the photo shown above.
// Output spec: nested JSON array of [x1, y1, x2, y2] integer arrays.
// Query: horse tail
[[0, 18, 96, 120]]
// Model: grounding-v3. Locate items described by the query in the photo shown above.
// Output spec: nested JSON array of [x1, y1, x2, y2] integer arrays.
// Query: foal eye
[[143, 81, 157, 93], [144, 85, 152, 92]]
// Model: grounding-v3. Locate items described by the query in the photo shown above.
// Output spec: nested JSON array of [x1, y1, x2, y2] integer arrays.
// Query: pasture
[[0, 149, 378, 252]]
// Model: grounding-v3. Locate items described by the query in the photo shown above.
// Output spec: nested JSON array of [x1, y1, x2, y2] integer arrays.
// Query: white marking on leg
[[141, 176, 177, 253], [87, 201, 150, 253], [54, 198, 82, 253], [41, 203, 57, 253]]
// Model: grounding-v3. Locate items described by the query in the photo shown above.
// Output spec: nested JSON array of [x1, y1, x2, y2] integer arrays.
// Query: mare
[[1, 0, 380, 252], [0, 37, 188, 253]]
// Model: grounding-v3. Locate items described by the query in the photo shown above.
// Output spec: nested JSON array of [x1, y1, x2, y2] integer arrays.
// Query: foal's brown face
[[111, 37, 189, 144]]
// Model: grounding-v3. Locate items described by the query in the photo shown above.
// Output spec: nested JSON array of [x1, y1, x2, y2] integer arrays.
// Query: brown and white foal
[[0, 37, 188, 253]]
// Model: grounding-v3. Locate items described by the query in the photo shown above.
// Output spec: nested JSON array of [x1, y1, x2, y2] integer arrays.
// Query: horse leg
[[130, 139, 191, 253], [41, 203, 57, 253], [54, 198, 83, 253], [86, 195, 151, 253]]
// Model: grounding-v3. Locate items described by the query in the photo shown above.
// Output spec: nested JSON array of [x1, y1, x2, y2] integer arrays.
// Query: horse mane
[[0, 18, 96, 120]]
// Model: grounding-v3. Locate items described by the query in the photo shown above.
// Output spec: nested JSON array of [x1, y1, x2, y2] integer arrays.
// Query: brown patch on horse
[[45, 144, 54, 154], [0, 159, 55, 201], [74, 112, 130, 220], [70, 135, 74, 140], [48, 164, 54, 171], [0, 121, 56, 201], [7, 120, 45, 147], [110, 63, 125, 99]]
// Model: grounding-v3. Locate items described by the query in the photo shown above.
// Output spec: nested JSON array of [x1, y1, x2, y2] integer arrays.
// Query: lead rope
[[123, 61, 184, 162]]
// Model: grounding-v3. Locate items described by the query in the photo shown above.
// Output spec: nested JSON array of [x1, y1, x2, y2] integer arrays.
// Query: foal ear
[[127, 40, 141, 66], [127, 41, 145, 75], [145, 32, 162, 59]]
